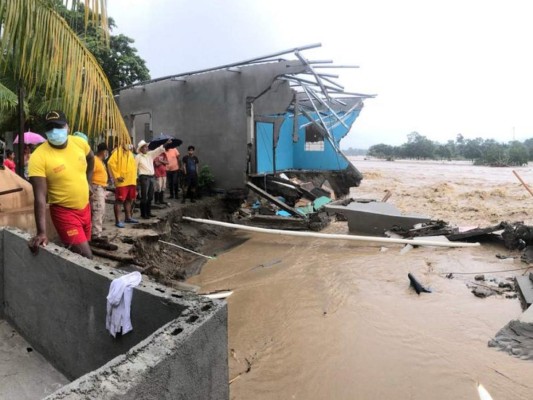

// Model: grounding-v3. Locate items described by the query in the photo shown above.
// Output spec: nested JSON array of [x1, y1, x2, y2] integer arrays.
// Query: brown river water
[[188, 158, 533, 399]]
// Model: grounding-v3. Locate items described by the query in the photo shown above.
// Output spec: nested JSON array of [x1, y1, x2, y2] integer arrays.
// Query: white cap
[[137, 140, 148, 152]]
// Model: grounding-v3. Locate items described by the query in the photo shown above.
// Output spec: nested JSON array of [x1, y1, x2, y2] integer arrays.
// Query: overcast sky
[[107, 0, 533, 149]]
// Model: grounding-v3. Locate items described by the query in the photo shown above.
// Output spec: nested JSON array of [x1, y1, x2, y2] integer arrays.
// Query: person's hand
[[28, 233, 48, 254], [117, 177, 125, 183]]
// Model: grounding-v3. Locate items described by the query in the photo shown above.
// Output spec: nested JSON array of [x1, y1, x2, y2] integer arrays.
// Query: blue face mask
[[46, 128, 68, 146]]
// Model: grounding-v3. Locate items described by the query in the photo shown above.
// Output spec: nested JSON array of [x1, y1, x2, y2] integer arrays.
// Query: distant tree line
[[367, 132, 532, 166], [342, 147, 368, 156]]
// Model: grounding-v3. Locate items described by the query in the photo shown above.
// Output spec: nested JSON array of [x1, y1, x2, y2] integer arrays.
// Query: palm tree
[[0, 0, 128, 142]]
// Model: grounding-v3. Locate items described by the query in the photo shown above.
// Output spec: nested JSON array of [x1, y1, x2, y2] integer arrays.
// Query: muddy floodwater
[[188, 158, 533, 399]]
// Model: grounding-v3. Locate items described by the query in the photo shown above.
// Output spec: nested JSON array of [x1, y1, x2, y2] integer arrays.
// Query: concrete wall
[[0, 228, 229, 399], [118, 61, 306, 190]]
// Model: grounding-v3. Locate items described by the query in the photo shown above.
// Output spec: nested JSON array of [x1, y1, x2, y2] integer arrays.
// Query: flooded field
[[188, 158, 533, 399]]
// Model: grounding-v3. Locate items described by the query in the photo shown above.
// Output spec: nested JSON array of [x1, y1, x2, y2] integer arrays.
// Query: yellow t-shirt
[[107, 147, 137, 187], [92, 157, 108, 186], [28, 135, 91, 210]]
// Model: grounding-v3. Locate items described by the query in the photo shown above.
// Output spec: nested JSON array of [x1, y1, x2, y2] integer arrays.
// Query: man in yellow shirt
[[91, 143, 109, 240], [28, 110, 95, 258], [107, 141, 137, 228]]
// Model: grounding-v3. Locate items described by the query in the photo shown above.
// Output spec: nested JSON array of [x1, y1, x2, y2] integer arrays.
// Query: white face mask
[[46, 128, 68, 146]]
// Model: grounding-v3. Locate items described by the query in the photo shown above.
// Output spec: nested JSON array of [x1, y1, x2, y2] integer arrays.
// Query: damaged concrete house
[[0, 44, 372, 398], [116, 43, 374, 227]]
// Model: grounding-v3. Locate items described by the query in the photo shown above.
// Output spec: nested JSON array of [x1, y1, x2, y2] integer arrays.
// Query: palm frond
[[0, 81, 18, 112], [0, 0, 128, 143]]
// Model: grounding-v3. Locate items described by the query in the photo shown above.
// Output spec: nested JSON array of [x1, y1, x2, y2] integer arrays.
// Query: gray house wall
[[118, 60, 307, 190]]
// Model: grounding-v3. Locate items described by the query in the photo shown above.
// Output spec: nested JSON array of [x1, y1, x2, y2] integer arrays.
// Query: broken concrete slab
[[516, 274, 533, 310], [0, 228, 229, 400], [325, 200, 431, 236]]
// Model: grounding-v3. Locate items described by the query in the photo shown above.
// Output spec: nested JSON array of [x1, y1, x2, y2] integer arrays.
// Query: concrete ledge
[[0, 228, 228, 399]]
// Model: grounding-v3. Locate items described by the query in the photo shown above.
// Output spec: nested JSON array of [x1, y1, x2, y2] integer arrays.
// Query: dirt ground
[[92, 195, 243, 289]]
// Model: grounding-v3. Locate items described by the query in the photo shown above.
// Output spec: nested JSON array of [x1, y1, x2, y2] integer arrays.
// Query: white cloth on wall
[[106, 271, 143, 338]]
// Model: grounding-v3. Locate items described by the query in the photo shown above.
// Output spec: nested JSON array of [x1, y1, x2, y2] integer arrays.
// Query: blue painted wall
[[274, 118, 294, 171], [256, 122, 274, 173], [256, 109, 361, 174]]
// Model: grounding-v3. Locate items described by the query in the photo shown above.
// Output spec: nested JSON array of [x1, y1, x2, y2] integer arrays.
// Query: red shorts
[[115, 185, 137, 202], [50, 203, 91, 245]]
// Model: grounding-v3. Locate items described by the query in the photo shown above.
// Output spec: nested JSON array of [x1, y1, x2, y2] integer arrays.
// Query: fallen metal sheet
[[446, 223, 504, 241], [390, 220, 457, 238]]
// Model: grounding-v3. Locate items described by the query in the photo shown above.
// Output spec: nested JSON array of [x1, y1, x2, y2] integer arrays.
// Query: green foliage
[[364, 132, 533, 166], [462, 138, 483, 160], [198, 165, 215, 189], [523, 138, 533, 161], [508, 141, 529, 166], [480, 139, 507, 165], [0, 0, 130, 142], [368, 143, 395, 158], [60, 4, 150, 90], [342, 147, 367, 156], [399, 132, 435, 159]]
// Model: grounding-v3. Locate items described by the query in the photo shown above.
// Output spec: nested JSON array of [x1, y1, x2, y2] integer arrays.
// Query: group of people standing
[[26, 109, 200, 260]]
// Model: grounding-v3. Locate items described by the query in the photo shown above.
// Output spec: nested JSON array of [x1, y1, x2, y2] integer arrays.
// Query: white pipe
[[182, 217, 480, 248]]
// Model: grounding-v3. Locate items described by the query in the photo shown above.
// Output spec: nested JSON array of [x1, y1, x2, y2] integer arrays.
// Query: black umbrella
[[148, 134, 183, 150]]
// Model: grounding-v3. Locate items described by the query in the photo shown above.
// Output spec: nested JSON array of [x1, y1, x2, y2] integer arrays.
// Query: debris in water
[[200, 290, 234, 300], [256, 259, 282, 269], [495, 253, 517, 260], [408, 273, 431, 295], [521, 246, 533, 264], [400, 244, 413, 255], [471, 286, 495, 298], [477, 383, 493, 400]]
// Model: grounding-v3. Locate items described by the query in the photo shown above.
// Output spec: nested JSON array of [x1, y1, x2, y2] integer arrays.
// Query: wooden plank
[[246, 181, 304, 218]]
